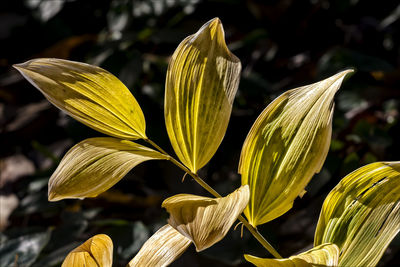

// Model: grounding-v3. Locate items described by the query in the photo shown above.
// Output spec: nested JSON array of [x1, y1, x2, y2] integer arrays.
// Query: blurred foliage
[[0, 0, 399, 266]]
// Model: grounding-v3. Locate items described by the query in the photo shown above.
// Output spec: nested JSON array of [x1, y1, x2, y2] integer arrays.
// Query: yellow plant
[[15, 18, 399, 267]]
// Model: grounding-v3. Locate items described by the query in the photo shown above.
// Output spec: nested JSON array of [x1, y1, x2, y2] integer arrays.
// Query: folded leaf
[[62, 234, 113, 267], [245, 243, 339, 267], [14, 58, 146, 140], [128, 224, 191, 267], [239, 70, 353, 227], [48, 137, 168, 201], [162, 185, 249, 251], [165, 18, 241, 173], [314, 162, 400, 267]]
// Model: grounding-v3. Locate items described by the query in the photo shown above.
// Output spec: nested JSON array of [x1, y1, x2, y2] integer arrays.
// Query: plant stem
[[145, 138, 283, 259]]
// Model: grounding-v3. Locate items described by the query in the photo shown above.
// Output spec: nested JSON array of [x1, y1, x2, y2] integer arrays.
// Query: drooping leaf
[[239, 70, 353, 227], [245, 243, 339, 267], [128, 224, 191, 267], [14, 58, 146, 140], [162, 185, 249, 251], [314, 161, 400, 267], [62, 234, 113, 267], [165, 18, 241, 173], [48, 137, 168, 201]]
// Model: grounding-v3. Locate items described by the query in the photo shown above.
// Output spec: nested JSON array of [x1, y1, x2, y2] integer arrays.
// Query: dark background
[[1, 0, 399, 266]]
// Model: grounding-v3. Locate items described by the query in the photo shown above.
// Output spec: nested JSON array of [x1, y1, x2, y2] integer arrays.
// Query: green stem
[[145, 138, 283, 259]]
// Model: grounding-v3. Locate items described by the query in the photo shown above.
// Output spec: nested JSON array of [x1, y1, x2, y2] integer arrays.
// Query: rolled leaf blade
[[245, 243, 339, 267], [62, 234, 113, 267], [128, 224, 191, 267], [162, 185, 249, 251], [314, 161, 400, 267], [48, 137, 168, 201], [14, 58, 146, 140], [239, 70, 353, 227], [165, 18, 241, 173]]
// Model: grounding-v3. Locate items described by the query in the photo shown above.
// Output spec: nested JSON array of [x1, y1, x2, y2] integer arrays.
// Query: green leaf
[[165, 18, 241, 173], [245, 243, 339, 267], [48, 137, 168, 201], [314, 162, 400, 267], [240, 70, 353, 227], [14, 58, 146, 140], [162, 185, 249, 251]]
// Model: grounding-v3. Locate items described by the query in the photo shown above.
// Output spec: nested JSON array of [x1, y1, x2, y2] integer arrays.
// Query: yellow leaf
[[48, 137, 168, 201], [239, 70, 353, 227], [314, 162, 400, 267], [14, 58, 146, 140], [128, 224, 191, 267], [245, 243, 339, 267], [162, 185, 249, 251], [62, 234, 113, 267], [165, 18, 241, 173]]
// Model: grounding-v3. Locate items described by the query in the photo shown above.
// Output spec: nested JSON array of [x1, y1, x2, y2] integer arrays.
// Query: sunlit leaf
[[62, 234, 113, 267], [48, 137, 168, 201], [165, 17, 241, 173], [162, 185, 249, 251], [239, 70, 353, 227], [128, 224, 191, 267], [314, 161, 400, 267], [14, 58, 146, 140], [245, 243, 339, 267]]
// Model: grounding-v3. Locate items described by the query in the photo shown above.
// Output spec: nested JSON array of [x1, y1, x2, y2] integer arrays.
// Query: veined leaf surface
[[162, 185, 249, 251], [48, 137, 168, 201], [128, 224, 191, 267], [14, 58, 146, 140], [314, 162, 400, 267], [240, 70, 353, 226], [165, 18, 241, 173], [245, 243, 339, 267], [62, 234, 113, 267]]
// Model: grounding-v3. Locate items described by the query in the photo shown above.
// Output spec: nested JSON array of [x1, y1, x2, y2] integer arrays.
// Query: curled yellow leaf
[[162, 185, 249, 251], [14, 58, 146, 140], [128, 224, 191, 267], [48, 137, 168, 201], [314, 162, 400, 267], [245, 243, 339, 267], [62, 234, 113, 267], [165, 17, 241, 173], [239, 70, 353, 227]]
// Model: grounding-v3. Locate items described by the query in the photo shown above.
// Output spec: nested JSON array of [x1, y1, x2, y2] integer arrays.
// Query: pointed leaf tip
[[48, 137, 168, 201], [240, 70, 352, 227], [162, 185, 249, 251], [165, 18, 241, 173], [14, 58, 146, 140]]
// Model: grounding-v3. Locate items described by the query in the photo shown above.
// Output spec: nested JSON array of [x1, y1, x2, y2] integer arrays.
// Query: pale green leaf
[[14, 58, 146, 140], [165, 18, 241, 173], [162, 185, 249, 251], [245, 243, 339, 267], [48, 137, 168, 201], [314, 162, 400, 267], [128, 224, 191, 267], [239, 70, 353, 227], [62, 234, 113, 267]]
